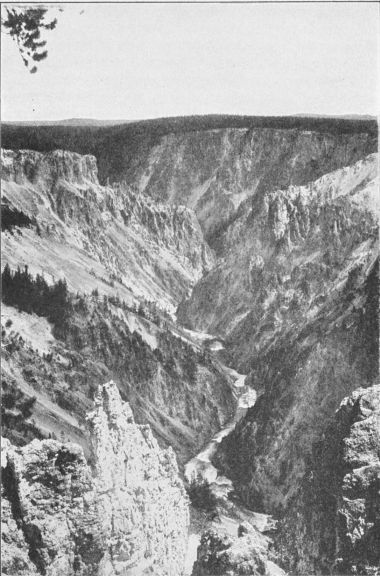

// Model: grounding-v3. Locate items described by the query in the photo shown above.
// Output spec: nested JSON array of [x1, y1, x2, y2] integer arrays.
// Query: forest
[[2, 114, 377, 169], [2, 264, 70, 328]]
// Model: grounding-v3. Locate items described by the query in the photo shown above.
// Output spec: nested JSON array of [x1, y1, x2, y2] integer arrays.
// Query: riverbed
[[183, 370, 259, 574], [184, 371, 256, 490]]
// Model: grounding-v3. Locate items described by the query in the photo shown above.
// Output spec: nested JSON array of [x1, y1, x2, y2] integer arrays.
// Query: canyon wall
[[96, 127, 376, 241], [1, 148, 235, 462], [1, 148, 214, 312], [209, 156, 379, 572], [213, 196, 378, 509], [178, 154, 378, 353], [2, 119, 376, 243], [277, 385, 380, 575], [1, 381, 190, 576]]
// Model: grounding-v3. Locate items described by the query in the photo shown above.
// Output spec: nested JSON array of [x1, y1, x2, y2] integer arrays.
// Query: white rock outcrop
[[1, 381, 190, 576], [87, 381, 190, 576]]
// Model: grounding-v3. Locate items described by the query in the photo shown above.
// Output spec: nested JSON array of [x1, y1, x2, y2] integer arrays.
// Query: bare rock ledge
[[1, 381, 190, 576]]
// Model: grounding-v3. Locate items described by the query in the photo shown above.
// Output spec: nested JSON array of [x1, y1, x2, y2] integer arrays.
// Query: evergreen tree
[[1, 7, 58, 73], [1, 264, 12, 303], [1, 266, 70, 334]]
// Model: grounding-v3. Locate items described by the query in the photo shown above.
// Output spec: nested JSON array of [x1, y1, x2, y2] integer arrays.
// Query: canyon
[[1, 115, 379, 576]]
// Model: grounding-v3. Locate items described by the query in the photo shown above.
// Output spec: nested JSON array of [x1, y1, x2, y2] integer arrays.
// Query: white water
[[184, 371, 257, 574], [185, 372, 256, 490]]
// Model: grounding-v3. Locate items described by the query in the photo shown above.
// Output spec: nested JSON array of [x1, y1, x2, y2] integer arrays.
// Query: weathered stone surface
[[2, 436, 101, 576], [214, 256, 378, 514], [277, 385, 380, 575], [94, 126, 377, 241], [1, 148, 214, 312], [192, 522, 286, 576], [87, 381, 190, 575], [1, 147, 234, 462], [1, 381, 190, 576]]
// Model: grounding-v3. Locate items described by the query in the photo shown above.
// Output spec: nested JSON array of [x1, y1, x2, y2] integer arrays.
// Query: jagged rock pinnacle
[[1, 381, 190, 576]]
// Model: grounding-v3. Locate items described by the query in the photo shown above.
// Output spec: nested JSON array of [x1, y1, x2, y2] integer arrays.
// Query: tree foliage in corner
[[1, 7, 57, 73]]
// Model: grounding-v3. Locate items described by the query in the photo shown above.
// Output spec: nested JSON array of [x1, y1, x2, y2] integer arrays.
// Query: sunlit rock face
[[213, 253, 378, 510], [178, 153, 378, 351], [87, 381, 190, 576], [1, 148, 99, 186], [96, 127, 376, 241], [1, 382, 190, 576], [277, 385, 380, 576], [204, 154, 379, 565], [1, 148, 234, 463], [1, 148, 214, 311]]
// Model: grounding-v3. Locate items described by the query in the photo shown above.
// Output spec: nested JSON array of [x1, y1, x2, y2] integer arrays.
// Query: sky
[[1, 2, 379, 121]]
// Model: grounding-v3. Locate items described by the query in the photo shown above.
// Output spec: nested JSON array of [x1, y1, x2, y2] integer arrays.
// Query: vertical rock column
[[87, 381, 190, 576]]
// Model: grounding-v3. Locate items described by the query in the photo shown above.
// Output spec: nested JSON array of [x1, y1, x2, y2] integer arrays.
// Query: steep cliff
[[178, 153, 378, 357], [1, 148, 234, 462], [96, 127, 376, 241], [1, 288, 235, 463], [192, 521, 285, 576], [3, 117, 376, 242], [206, 154, 378, 525], [214, 252, 378, 512], [277, 385, 380, 575], [210, 245, 378, 575], [1, 148, 214, 312], [1, 381, 190, 576]]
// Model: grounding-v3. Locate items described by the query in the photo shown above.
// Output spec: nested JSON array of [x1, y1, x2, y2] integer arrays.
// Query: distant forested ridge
[[2, 114, 377, 177]]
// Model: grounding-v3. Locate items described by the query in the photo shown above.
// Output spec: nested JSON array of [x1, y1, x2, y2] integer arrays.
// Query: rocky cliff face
[[277, 385, 380, 576], [96, 127, 376, 241], [1, 148, 235, 464], [1, 381, 190, 576], [178, 153, 378, 357], [213, 252, 378, 509], [1, 148, 214, 312], [210, 261, 379, 576], [196, 154, 379, 556], [192, 523, 285, 576]]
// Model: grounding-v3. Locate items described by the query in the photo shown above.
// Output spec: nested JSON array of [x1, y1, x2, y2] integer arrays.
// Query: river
[[184, 370, 256, 490], [183, 369, 259, 574]]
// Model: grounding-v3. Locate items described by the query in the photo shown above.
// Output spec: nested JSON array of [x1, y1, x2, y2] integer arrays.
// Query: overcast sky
[[1, 2, 378, 121]]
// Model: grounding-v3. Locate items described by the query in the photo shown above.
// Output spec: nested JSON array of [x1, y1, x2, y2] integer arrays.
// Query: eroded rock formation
[[214, 254, 378, 512], [1, 148, 213, 311], [192, 522, 285, 576], [178, 153, 378, 353], [94, 126, 377, 241], [1, 381, 190, 576], [277, 385, 380, 575]]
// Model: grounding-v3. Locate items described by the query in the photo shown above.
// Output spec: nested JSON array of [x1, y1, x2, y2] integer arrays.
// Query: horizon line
[[2, 112, 378, 124]]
